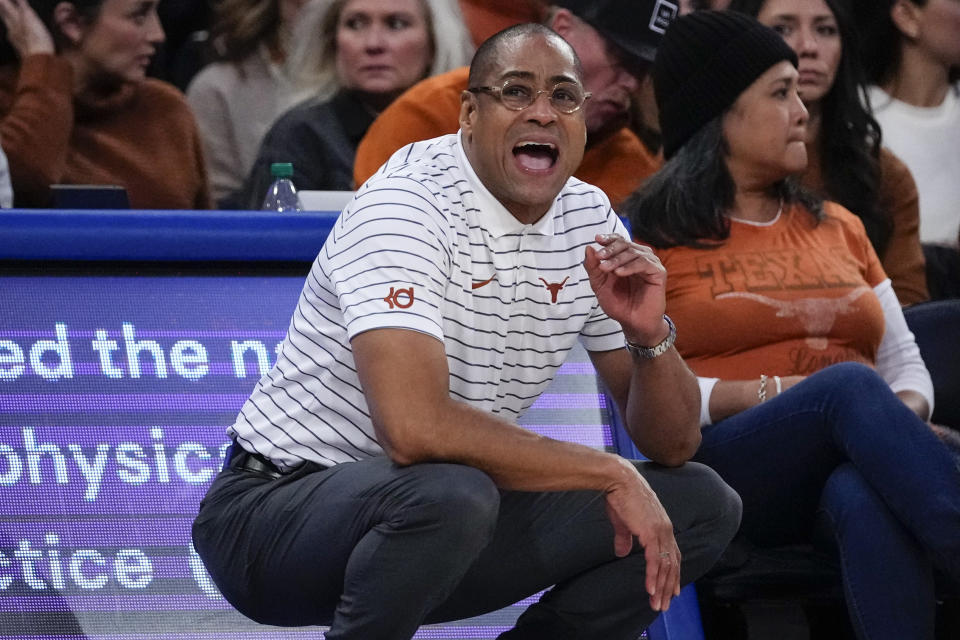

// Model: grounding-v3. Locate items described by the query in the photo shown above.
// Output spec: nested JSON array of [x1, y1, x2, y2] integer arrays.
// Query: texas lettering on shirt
[[654, 204, 888, 379]]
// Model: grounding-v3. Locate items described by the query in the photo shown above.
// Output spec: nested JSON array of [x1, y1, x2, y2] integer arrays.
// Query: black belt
[[225, 441, 284, 479]]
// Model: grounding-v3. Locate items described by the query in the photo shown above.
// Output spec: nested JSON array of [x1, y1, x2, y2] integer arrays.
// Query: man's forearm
[[582, 238, 700, 466], [382, 392, 639, 494], [355, 327, 643, 494], [623, 347, 701, 466]]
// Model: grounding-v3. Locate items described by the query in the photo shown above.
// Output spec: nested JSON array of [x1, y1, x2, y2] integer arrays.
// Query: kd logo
[[383, 287, 415, 309], [539, 277, 569, 304]]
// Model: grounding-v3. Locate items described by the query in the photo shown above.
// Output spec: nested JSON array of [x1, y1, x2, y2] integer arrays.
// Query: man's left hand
[[585, 234, 667, 345]]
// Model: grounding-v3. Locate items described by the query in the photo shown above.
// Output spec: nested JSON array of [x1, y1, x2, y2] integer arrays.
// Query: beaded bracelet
[[758, 374, 768, 404]]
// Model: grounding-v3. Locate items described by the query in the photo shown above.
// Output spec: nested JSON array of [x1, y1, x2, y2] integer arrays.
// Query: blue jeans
[[904, 299, 960, 429], [694, 362, 960, 639], [193, 455, 740, 639]]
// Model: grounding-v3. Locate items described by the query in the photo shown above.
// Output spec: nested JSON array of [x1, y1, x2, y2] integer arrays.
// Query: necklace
[[729, 196, 783, 225]]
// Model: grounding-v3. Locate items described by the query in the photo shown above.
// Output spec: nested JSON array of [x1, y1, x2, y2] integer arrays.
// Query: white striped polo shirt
[[229, 132, 628, 470]]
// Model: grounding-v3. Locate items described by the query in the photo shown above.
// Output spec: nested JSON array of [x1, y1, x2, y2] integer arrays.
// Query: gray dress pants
[[192, 454, 741, 640]]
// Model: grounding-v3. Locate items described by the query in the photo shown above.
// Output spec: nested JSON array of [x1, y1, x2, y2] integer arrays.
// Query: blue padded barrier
[[611, 415, 707, 640], [2, 208, 340, 262]]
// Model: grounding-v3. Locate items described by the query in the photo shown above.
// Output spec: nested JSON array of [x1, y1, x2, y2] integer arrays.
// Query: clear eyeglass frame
[[468, 78, 592, 114]]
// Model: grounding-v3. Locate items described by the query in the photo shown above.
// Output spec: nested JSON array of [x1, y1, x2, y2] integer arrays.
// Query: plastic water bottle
[[261, 162, 303, 212]]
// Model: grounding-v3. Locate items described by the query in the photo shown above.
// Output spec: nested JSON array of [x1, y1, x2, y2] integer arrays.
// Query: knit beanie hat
[[654, 10, 798, 159]]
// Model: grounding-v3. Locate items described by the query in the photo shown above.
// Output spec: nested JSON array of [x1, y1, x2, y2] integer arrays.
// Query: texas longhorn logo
[[539, 277, 569, 304], [383, 287, 415, 309]]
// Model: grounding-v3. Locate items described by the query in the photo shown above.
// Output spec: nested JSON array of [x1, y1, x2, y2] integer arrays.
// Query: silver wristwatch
[[624, 315, 676, 359]]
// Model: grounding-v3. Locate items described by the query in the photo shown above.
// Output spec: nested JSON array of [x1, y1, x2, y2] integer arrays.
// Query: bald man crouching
[[193, 24, 741, 640]]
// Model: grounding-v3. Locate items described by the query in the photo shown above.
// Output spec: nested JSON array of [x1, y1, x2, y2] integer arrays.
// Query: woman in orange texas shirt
[[624, 11, 960, 639]]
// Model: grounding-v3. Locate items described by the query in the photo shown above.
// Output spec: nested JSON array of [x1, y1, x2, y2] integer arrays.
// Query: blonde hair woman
[[239, 0, 472, 208], [287, 0, 473, 102]]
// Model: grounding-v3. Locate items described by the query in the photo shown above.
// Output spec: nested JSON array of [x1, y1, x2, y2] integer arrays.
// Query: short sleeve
[[325, 176, 453, 342]]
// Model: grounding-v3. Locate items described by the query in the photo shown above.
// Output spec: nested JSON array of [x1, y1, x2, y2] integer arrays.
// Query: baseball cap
[[555, 0, 680, 68]]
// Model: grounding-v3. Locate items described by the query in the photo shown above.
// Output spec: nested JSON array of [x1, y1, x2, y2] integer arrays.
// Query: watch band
[[624, 314, 676, 359]]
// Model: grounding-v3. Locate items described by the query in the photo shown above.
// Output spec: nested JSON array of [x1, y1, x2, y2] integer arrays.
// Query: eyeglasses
[[468, 78, 592, 114]]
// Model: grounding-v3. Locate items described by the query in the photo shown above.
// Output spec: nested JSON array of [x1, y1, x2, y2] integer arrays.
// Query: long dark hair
[[855, 0, 960, 87], [853, 0, 903, 87], [0, 0, 104, 64], [729, 0, 892, 256], [0, 0, 103, 64], [624, 115, 823, 249], [33, 0, 103, 46]]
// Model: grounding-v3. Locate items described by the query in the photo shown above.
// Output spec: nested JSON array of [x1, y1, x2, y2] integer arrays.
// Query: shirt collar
[[456, 130, 560, 238]]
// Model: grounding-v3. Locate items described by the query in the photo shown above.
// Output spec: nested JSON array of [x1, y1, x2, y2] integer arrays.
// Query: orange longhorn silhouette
[[716, 286, 870, 349], [539, 277, 569, 303]]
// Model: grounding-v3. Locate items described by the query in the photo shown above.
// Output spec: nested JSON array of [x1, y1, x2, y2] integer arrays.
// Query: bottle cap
[[269, 163, 294, 178]]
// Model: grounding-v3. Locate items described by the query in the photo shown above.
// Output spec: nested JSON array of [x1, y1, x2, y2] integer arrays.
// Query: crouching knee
[[689, 462, 742, 548], [395, 463, 501, 549], [655, 462, 742, 582]]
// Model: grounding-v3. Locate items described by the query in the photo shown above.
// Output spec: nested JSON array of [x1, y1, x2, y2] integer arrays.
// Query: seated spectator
[[352, 0, 677, 208], [456, 0, 547, 47], [856, 0, 960, 299], [730, 0, 928, 305], [239, 0, 473, 208], [193, 24, 740, 638], [0, 0, 210, 209], [623, 11, 960, 639], [187, 0, 313, 208]]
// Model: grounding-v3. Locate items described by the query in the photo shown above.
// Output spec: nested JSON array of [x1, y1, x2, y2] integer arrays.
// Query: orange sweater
[[457, 0, 548, 47], [651, 203, 888, 379], [0, 54, 210, 209], [352, 67, 659, 208]]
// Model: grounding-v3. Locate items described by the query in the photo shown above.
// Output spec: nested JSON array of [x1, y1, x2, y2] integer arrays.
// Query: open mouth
[[513, 141, 558, 171]]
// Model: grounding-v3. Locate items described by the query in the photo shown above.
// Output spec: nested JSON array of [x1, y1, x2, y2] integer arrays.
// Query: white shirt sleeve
[[333, 176, 451, 342], [874, 279, 934, 419], [697, 376, 720, 428], [0, 140, 12, 208]]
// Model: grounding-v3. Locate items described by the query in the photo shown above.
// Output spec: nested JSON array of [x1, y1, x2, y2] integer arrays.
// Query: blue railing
[[2, 209, 341, 262]]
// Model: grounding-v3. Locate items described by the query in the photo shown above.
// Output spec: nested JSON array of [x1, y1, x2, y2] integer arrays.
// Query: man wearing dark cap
[[352, 0, 679, 207]]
